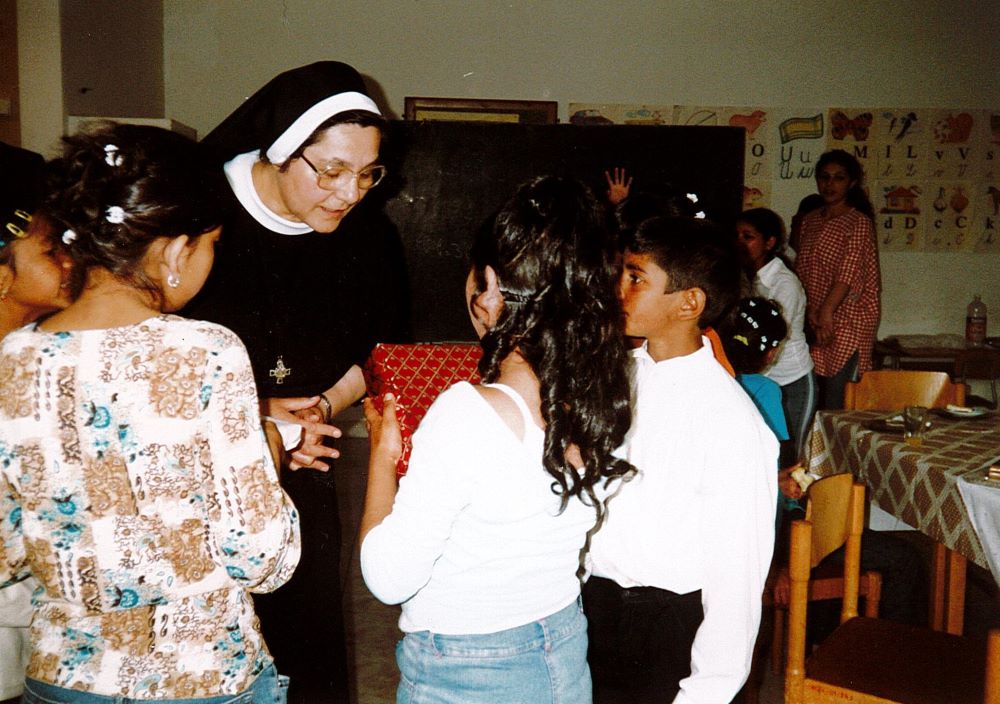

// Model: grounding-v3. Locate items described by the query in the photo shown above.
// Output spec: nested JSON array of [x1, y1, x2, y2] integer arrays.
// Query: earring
[[166, 272, 181, 289]]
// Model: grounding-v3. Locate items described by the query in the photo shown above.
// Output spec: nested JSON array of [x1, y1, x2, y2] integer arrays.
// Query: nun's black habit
[[185, 62, 406, 703]]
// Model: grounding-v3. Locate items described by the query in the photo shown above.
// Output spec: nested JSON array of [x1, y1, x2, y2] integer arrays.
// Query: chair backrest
[[843, 369, 966, 410], [788, 481, 866, 677], [804, 473, 855, 568]]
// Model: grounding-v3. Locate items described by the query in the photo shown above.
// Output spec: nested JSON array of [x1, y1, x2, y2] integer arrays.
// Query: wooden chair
[[844, 369, 966, 410], [766, 475, 882, 675], [785, 479, 1000, 703], [955, 347, 1000, 409], [843, 368, 968, 634]]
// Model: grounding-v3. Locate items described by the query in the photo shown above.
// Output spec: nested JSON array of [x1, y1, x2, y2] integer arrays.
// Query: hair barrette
[[104, 144, 123, 167], [733, 334, 749, 347], [106, 206, 126, 224], [499, 288, 530, 304], [62, 229, 77, 245], [2, 210, 33, 247]]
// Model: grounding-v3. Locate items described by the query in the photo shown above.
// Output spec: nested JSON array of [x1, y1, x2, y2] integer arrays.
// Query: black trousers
[[583, 576, 703, 704], [253, 470, 349, 703]]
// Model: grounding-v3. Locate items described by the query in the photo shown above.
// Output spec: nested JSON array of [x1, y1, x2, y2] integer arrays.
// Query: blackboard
[[372, 121, 745, 342]]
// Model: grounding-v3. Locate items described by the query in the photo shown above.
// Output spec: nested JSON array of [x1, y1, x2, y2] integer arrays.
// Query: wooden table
[[804, 409, 1000, 635]]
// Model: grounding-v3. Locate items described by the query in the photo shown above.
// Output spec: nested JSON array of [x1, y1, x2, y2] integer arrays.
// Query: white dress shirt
[[589, 339, 778, 704]]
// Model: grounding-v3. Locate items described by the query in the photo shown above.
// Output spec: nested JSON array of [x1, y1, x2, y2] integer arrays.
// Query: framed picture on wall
[[403, 97, 558, 124]]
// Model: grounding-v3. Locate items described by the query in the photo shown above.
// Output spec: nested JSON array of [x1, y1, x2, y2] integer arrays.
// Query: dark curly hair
[[44, 122, 226, 300], [471, 175, 635, 519]]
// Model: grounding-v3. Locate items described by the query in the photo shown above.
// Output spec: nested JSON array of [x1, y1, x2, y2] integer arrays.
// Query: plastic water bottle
[[966, 295, 987, 346]]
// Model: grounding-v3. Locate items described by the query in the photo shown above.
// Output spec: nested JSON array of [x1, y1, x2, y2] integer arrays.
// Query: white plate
[[941, 407, 991, 418]]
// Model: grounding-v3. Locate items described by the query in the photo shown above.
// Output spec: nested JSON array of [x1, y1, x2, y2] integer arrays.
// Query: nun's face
[[274, 123, 381, 233]]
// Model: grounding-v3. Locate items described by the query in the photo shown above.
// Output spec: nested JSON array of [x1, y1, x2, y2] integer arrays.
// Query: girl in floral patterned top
[[0, 123, 301, 703]]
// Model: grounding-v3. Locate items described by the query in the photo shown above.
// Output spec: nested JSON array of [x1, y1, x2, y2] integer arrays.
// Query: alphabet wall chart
[[569, 104, 999, 254]]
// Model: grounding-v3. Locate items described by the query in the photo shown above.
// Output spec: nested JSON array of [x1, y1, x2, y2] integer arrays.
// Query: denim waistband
[[408, 597, 586, 657]]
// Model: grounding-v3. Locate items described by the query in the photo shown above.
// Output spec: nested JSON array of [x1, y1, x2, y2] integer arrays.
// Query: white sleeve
[[761, 267, 806, 332], [674, 418, 777, 704], [361, 388, 475, 605]]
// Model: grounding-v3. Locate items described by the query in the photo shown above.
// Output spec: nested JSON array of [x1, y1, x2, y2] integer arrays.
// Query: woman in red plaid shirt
[[795, 149, 881, 409]]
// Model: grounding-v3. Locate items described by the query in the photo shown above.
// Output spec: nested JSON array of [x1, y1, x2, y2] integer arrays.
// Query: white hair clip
[[104, 144, 123, 167], [62, 229, 77, 244], [694, 210, 706, 219], [106, 206, 126, 224], [686, 193, 699, 203]]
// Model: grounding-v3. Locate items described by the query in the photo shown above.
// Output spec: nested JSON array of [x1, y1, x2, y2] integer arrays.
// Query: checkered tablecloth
[[804, 410, 1000, 572]]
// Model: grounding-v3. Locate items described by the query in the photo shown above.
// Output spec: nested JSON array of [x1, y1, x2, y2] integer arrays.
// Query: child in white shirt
[[586, 216, 778, 704]]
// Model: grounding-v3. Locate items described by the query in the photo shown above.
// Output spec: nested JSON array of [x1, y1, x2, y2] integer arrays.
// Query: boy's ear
[[471, 265, 504, 329], [675, 287, 706, 322]]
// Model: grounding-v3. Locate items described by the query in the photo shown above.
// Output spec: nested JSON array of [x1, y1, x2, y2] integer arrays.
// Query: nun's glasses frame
[[299, 154, 387, 191]]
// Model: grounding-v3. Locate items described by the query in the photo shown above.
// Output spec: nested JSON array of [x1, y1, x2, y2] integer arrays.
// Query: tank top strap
[[482, 383, 542, 437]]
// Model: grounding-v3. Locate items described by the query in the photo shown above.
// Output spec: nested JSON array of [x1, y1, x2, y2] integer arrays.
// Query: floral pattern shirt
[[0, 315, 301, 698]]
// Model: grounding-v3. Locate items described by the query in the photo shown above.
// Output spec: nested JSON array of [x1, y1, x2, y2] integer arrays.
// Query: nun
[[186, 61, 407, 703]]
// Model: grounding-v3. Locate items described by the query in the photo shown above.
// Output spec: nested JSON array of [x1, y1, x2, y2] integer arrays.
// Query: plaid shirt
[[795, 208, 881, 376]]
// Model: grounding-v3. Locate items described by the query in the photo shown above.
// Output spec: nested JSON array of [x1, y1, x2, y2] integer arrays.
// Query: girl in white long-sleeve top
[[360, 175, 635, 704]]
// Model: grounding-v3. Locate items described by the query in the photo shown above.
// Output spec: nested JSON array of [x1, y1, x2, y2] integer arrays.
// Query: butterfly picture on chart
[[830, 110, 873, 142]]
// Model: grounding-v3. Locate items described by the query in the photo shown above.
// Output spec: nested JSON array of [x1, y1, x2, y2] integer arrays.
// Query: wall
[[22, 1, 1000, 336], [61, 0, 164, 118], [0, 0, 20, 144], [16, 0, 62, 155]]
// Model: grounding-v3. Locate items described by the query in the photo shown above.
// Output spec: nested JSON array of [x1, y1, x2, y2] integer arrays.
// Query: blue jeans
[[22, 664, 288, 704], [780, 370, 818, 461], [395, 598, 591, 704], [818, 351, 859, 410]]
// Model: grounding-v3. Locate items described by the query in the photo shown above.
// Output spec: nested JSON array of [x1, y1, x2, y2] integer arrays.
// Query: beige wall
[[61, 0, 164, 118], [19, 0, 1000, 337], [17, 0, 62, 155]]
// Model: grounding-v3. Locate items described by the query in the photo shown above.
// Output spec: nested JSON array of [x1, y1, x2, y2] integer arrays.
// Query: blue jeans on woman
[[395, 597, 591, 704], [22, 663, 287, 704], [781, 370, 818, 461], [817, 351, 859, 411]]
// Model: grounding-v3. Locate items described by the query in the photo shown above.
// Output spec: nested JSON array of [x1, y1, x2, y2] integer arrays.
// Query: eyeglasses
[[299, 154, 387, 191]]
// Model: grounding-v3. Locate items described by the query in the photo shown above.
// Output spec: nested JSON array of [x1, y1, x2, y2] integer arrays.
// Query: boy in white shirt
[[586, 216, 778, 704]]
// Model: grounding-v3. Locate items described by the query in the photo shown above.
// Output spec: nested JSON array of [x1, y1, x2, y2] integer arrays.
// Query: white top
[[589, 339, 778, 704], [361, 382, 595, 635], [754, 256, 814, 385]]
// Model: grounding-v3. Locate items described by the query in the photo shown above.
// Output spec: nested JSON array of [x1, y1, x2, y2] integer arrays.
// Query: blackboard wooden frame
[[403, 97, 558, 125]]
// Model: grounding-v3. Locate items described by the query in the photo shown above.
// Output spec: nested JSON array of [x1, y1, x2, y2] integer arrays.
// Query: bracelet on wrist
[[317, 393, 333, 423]]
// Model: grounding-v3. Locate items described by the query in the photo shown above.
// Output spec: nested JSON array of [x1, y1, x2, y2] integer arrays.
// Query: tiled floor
[[334, 417, 1000, 704]]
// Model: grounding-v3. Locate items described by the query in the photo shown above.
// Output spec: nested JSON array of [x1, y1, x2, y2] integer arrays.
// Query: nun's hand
[[261, 396, 342, 472]]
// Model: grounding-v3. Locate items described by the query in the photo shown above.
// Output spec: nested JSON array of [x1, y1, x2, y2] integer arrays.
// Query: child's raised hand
[[604, 167, 633, 205], [364, 393, 403, 467]]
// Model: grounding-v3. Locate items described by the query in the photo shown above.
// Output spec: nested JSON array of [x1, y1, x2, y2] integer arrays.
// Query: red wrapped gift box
[[363, 343, 483, 476]]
